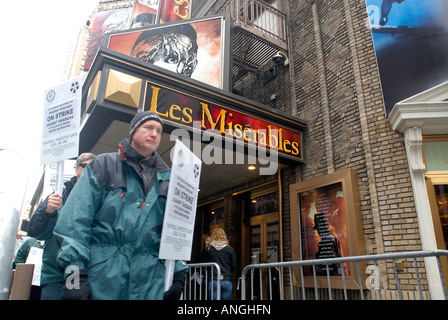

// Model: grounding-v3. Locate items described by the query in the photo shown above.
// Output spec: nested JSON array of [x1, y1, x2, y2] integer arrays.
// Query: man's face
[[75, 159, 93, 180], [131, 120, 163, 157]]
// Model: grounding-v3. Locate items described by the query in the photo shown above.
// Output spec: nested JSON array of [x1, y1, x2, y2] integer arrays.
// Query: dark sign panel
[[144, 81, 303, 161], [107, 16, 230, 90], [365, 0, 448, 115]]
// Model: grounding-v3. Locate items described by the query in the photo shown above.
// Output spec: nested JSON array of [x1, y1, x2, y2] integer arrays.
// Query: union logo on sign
[[193, 164, 200, 179], [70, 81, 80, 94]]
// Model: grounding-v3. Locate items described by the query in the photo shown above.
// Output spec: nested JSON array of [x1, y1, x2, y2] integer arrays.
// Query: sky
[[0, 0, 99, 212]]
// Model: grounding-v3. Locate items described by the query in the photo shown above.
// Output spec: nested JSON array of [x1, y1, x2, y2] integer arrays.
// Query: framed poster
[[289, 169, 365, 289]]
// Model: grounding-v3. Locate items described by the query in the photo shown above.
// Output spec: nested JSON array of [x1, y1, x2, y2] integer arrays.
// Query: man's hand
[[164, 273, 186, 300], [46, 193, 63, 214]]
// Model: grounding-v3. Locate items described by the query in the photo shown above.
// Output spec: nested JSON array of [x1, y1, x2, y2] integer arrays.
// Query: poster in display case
[[289, 169, 365, 289]]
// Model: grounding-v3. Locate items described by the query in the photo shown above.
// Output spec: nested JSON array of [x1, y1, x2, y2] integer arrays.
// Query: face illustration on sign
[[130, 23, 198, 77], [108, 17, 225, 88]]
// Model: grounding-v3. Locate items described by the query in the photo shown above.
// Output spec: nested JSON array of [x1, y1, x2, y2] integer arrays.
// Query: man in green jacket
[[54, 111, 187, 300]]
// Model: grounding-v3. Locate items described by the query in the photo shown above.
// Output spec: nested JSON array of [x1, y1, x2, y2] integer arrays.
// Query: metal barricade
[[239, 250, 448, 300], [185, 262, 222, 300]]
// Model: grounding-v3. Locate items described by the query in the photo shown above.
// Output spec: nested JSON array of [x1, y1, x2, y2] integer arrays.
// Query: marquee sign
[[78, 48, 306, 166], [143, 81, 303, 161]]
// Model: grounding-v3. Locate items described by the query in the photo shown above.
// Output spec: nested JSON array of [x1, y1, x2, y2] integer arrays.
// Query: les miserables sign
[[143, 81, 303, 162]]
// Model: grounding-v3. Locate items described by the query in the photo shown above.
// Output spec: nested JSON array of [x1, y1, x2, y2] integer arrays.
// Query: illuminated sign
[[144, 81, 303, 161], [78, 48, 305, 165], [158, 0, 191, 24]]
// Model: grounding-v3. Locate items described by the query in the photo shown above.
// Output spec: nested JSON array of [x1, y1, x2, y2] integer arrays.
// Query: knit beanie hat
[[129, 111, 164, 140]]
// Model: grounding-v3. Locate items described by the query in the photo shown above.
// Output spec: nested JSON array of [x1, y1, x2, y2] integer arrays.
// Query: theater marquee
[[79, 48, 306, 165], [144, 81, 303, 161]]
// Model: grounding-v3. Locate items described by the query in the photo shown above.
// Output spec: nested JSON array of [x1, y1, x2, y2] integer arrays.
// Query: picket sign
[[159, 139, 202, 292], [41, 77, 82, 194]]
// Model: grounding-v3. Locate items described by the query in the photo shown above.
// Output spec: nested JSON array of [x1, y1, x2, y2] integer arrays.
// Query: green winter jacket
[[12, 237, 42, 269], [54, 139, 188, 300]]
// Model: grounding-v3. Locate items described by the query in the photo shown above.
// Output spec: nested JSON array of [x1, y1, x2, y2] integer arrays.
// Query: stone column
[[404, 126, 444, 299]]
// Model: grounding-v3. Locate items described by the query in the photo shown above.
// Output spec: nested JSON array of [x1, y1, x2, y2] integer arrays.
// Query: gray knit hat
[[129, 111, 164, 140]]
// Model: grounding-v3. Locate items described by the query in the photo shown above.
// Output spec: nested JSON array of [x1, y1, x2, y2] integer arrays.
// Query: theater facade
[[69, 0, 448, 299]]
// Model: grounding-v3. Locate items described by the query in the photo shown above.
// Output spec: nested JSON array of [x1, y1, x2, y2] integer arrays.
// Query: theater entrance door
[[249, 213, 280, 299]]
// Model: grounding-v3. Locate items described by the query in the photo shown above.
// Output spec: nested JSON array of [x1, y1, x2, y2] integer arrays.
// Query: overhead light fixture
[[248, 165, 256, 171]]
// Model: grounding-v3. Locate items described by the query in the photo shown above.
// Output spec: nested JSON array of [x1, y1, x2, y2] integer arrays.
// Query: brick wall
[[283, 0, 421, 255], [202, 0, 425, 294], [293, 0, 424, 291], [234, 0, 424, 292]]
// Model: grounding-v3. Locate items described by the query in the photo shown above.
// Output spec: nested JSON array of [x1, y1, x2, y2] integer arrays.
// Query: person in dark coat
[[203, 228, 236, 300], [27, 153, 95, 300]]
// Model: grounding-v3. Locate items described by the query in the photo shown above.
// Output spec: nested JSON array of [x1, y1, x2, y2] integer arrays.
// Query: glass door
[[426, 176, 448, 289], [434, 185, 448, 248], [242, 184, 281, 299], [423, 135, 448, 288], [250, 225, 261, 264], [428, 182, 448, 250], [249, 213, 280, 299]]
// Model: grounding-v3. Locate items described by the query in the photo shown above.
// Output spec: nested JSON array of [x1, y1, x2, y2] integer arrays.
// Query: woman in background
[[203, 228, 236, 300]]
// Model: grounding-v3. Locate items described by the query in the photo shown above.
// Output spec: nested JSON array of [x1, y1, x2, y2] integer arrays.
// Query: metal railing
[[239, 250, 448, 300], [218, 0, 287, 42], [184, 262, 222, 300]]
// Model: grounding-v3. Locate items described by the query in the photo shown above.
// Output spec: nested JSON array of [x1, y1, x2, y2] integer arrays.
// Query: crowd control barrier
[[238, 250, 448, 300], [185, 262, 222, 300]]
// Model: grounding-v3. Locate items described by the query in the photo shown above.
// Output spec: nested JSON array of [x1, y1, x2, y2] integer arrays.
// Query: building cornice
[[388, 81, 448, 135]]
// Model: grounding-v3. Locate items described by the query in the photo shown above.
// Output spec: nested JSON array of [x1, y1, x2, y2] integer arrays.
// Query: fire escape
[[215, 0, 288, 86]]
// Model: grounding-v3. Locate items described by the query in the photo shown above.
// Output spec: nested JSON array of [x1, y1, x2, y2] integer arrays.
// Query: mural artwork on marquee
[[107, 16, 227, 89], [84, 2, 159, 71]]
